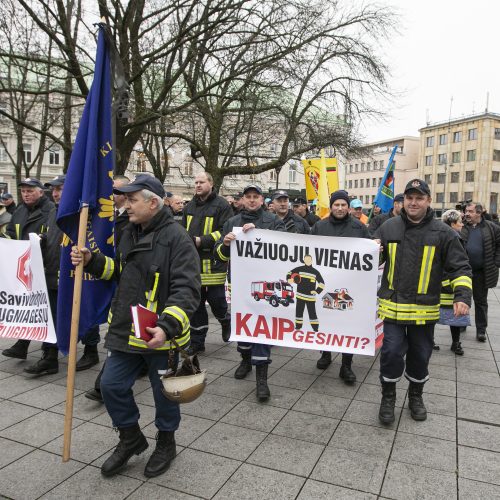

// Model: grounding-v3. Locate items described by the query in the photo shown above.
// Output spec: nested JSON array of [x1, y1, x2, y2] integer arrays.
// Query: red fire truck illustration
[[251, 280, 295, 307]]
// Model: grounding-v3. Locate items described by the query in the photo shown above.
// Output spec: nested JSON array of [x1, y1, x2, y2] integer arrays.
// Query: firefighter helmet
[[161, 370, 207, 403]]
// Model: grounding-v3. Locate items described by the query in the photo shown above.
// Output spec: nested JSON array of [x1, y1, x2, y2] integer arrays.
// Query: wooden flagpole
[[62, 205, 89, 462]]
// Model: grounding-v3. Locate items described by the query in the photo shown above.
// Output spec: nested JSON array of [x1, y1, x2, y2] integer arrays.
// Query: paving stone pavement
[[1, 288, 500, 499]]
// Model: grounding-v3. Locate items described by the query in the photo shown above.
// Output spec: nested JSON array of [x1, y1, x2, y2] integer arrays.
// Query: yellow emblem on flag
[[98, 196, 114, 221]]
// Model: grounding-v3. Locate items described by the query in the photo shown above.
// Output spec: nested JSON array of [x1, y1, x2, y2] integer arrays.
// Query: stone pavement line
[[1, 291, 500, 500]]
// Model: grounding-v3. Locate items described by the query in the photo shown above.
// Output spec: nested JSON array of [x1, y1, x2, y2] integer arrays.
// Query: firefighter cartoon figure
[[286, 254, 325, 332]]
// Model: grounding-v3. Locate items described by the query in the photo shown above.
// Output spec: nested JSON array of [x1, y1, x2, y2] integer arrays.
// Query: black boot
[[339, 354, 356, 384], [144, 431, 176, 478], [476, 330, 487, 342], [76, 344, 99, 371], [234, 351, 252, 379], [101, 424, 148, 477], [85, 388, 104, 403], [378, 382, 396, 424], [316, 351, 332, 369], [24, 347, 58, 375], [2, 339, 30, 360], [450, 341, 464, 355], [408, 382, 427, 421], [255, 364, 270, 402], [221, 318, 231, 342]]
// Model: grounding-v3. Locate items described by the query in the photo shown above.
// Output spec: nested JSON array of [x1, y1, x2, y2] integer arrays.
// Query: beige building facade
[[341, 136, 419, 207], [418, 112, 500, 214]]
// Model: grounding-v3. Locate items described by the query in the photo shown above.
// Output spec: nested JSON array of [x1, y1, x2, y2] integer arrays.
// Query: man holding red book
[[71, 175, 200, 478]]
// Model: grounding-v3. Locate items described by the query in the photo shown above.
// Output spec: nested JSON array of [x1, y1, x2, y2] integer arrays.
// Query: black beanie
[[330, 190, 349, 207]]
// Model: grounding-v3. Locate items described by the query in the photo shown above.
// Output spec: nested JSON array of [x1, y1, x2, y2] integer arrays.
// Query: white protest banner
[[230, 229, 379, 356], [0, 234, 56, 343]]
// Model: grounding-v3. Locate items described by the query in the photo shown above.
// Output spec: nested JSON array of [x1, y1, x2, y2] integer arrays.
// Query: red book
[[130, 304, 158, 342]]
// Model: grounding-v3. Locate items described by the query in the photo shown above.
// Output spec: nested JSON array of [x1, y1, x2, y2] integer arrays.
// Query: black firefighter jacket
[[183, 190, 233, 286], [5, 195, 54, 240], [311, 213, 371, 239], [85, 207, 201, 353], [40, 206, 63, 290], [368, 210, 394, 238], [281, 210, 311, 234], [378, 208, 472, 325], [461, 218, 500, 288]]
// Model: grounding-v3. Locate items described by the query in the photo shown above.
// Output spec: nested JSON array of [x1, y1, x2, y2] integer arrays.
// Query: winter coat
[[461, 218, 500, 288], [311, 213, 370, 239], [5, 195, 54, 240], [378, 208, 472, 325], [85, 207, 201, 353]]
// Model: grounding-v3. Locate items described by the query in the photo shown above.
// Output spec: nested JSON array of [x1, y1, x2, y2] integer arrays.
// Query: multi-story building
[[418, 111, 500, 214], [342, 136, 419, 206]]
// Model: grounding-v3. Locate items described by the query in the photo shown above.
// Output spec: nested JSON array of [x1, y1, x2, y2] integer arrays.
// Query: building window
[[453, 131, 462, 143], [438, 153, 447, 165], [467, 150, 476, 161], [493, 150, 500, 162], [355, 180, 358, 188], [183, 160, 193, 176], [465, 171, 474, 182], [349, 165, 353, 173], [0, 145, 7, 162], [451, 172, 459, 183], [426, 136, 434, 147], [288, 164, 297, 183], [436, 192, 444, 203], [495, 129, 500, 140], [360, 179, 364, 188], [451, 151, 461, 163], [450, 192, 458, 203], [490, 193, 498, 214], [348, 180, 352, 189], [468, 128, 477, 140], [372, 195, 375, 203], [355, 164, 359, 172], [379, 177, 382, 186], [367, 162, 371, 171], [425, 155, 433, 166], [49, 146, 60, 165], [439, 134, 447, 145], [424, 174, 432, 184], [464, 192, 473, 200], [492, 171, 499, 183], [23, 143, 32, 163], [366, 178, 370, 188], [361, 163, 365, 172], [269, 169, 277, 181], [437, 173, 445, 184]]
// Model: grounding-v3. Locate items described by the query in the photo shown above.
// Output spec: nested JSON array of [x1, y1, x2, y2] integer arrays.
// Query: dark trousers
[[295, 299, 318, 332], [379, 322, 434, 384], [472, 270, 488, 334], [100, 350, 180, 431], [237, 342, 271, 365], [190, 285, 228, 348]]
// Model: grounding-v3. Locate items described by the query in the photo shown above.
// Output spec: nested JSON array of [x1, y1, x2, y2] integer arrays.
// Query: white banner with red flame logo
[[0, 234, 56, 343], [229, 229, 380, 356]]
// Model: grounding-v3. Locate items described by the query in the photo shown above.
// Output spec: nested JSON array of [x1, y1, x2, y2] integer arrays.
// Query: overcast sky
[[360, 0, 498, 142]]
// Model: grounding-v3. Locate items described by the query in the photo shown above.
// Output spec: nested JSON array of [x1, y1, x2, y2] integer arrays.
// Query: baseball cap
[[242, 184, 263, 195], [272, 190, 289, 200], [404, 179, 431, 196], [350, 199, 363, 209], [292, 197, 307, 205], [113, 174, 166, 198], [1, 193, 13, 200], [18, 178, 44, 189], [394, 193, 404, 203], [44, 175, 66, 187]]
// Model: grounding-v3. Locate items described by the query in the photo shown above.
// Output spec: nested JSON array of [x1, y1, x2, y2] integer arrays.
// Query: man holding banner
[[377, 179, 471, 424], [1, 178, 54, 360], [215, 184, 285, 401], [311, 189, 371, 383]]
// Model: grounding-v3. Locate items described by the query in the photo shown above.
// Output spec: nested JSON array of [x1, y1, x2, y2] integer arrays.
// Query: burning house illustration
[[323, 288, 354, 311]]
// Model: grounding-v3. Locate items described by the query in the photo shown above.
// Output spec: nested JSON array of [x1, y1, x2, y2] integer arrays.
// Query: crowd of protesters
[[2, 172, 499, 480]]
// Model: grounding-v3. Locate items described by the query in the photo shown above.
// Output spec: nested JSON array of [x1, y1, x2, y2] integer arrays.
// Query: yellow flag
[[317, 149, 330, 219], [302, 150, 339, 217]]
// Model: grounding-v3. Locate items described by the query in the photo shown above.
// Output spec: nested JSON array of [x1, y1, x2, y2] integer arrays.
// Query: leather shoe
[[85, 388, 104, 403], [477, 331, 487, 342]]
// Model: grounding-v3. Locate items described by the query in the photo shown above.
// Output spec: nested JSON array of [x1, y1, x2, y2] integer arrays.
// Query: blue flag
[[56, 26, 115, 355], [373, 145, 398, 214]]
